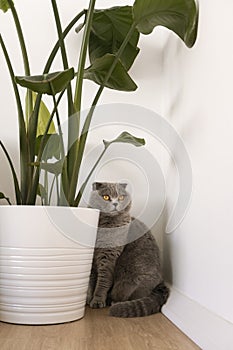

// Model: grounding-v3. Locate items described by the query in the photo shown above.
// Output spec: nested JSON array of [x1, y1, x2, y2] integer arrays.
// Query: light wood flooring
[[0, 307, 200, 350]]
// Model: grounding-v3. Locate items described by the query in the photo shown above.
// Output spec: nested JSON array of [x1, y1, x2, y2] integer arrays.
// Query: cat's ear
[[92, 182, 103, 190], [119, 183, 127, 189]]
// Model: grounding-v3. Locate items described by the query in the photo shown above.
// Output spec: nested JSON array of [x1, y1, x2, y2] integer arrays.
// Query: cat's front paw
[[89, 297, 106, 309]]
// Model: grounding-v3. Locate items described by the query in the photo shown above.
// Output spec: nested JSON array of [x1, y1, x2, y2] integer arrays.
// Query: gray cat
[[87, 182, 169, 317]]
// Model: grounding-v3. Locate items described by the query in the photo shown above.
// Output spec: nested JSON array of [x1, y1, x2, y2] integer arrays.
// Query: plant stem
[[0, 195, 12, 205], [67, 0, 96, 204], [27, 89, 66, 204], [42, 8, 86, 197], [50, 88, 65, 161], [51, 0, 74, 118], [29, 9, 85, 199], [72, 23, 137, 206], [51, 0, 77, 198], [74, 145, 108, 206], [7, 0, 30, 75], [50, 84, 69, 204], [0, 34, 28, 204], [27, 93, 43, 202], [56, 176, 60, 206], [5, 197, 12, 205], [44, 170, 49, 205], [0, 7, 86, 206], [48, 175, 56, 205], [74, 0, 96, 113], [43, 10, 86, 74], [7, 0, 33, 122]]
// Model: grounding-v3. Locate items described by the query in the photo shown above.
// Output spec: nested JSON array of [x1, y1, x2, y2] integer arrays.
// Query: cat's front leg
[[89, 247, 124, 308], [89, 269, 113, 308]]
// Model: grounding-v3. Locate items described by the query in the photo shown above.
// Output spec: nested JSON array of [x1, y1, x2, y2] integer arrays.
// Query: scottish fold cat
[[87, 182, 169, 317]]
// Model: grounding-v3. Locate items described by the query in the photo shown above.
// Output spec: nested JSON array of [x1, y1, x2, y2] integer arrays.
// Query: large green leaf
[[0, 0, 11, 12], [15, 68, 75, 95], [84, 53, 137, 91], [90, 6, 140, 70], [133, 0, 198, 48], [103, 131, 145, 148]]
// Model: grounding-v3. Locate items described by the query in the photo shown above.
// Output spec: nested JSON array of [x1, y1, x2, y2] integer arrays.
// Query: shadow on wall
[[152, 204, 173, 285], [162, 32, 202, 147], [163, 36, 187, 120], [162, 205, 173, 285]]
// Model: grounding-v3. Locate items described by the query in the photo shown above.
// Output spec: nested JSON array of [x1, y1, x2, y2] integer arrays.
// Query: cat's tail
[[109, 282, 169, 318]]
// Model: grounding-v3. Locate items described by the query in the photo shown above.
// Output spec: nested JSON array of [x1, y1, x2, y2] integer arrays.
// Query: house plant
[[0, 0, 198, 324]]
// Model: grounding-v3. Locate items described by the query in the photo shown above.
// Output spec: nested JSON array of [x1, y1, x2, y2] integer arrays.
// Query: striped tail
[[109, 282, 169, 318]]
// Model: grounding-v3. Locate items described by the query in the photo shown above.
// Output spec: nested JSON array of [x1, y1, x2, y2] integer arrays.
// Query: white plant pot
[[0, 206, 99, 325]]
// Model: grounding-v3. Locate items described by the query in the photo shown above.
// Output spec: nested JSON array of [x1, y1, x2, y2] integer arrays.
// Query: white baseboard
[[162, 286, 233, 350]]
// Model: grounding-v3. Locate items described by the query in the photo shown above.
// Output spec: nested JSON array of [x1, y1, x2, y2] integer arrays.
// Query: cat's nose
[[113, 202, 118, 208]]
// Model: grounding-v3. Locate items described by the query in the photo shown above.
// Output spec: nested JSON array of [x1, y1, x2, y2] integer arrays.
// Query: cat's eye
[[118, 195, 124, 201], [103, 195, 110, 201]]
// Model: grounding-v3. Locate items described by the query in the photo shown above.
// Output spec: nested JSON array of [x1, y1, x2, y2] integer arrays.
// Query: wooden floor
[[0, 307, 200, 350]]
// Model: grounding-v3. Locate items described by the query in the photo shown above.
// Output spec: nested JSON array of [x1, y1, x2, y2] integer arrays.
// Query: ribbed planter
[[0, 206, 99, 325]]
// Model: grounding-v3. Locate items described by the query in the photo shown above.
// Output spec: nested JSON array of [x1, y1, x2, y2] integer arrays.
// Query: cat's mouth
[[111, 207, 118, 211], [103, 207, 122, 216], [110, 208, 120, 214], [108, 203, 131, 214]]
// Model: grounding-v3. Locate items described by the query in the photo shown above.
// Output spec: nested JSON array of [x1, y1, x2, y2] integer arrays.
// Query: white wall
[[162, 0, 233, 348]]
